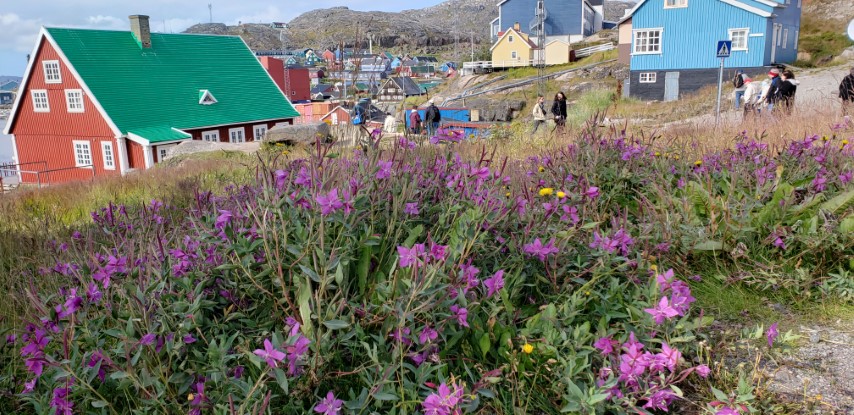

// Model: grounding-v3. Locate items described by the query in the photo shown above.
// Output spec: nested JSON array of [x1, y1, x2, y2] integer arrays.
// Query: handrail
[[575, 43, 615, 58], [0, 163, 94, 189]]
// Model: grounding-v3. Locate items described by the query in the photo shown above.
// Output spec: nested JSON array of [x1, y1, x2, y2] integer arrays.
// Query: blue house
[[623, 0, 802, 101], [491, 0, 604, 44]]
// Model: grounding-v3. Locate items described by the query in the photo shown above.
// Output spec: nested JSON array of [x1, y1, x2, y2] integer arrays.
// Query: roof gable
[[490, 28, 537, 52], [41, 27, 299, 138], [625, 0, 773, 19]]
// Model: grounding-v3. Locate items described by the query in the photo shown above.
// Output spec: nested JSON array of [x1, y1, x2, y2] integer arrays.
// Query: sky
[[0, 0, 447, 76]]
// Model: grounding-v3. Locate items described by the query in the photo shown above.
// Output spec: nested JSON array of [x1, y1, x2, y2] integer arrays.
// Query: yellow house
[[544, 40, 572, 66], [489, 24, 536, 68]]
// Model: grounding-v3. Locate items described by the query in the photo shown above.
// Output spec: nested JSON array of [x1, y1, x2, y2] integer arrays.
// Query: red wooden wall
[[9, 38, 119, 184]]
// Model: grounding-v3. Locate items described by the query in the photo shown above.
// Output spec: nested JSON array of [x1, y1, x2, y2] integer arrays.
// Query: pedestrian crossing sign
[[716, 40, 732, 58]]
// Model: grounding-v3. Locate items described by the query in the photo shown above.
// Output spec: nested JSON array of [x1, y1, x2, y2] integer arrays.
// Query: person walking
[[742, 78, 763, 119], [764, 68, 782, 112], [732, 69, 748, 109], [840, 66, 854, 116], [778, 70, 799, 114], [408, 105, 422, 135], [551, 91, 568, 134], [424, 100, 441, 137], [531, 95, 547, 134]]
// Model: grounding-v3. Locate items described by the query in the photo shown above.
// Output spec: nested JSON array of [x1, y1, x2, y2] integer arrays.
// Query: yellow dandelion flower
[[694, 160, 703, 166], [556, 191, 566, 199], [522, 343, 534, 354], [506, 192, 511, 197], [585, 291, 591, 296], [282, 150, 290, 156], [822, 136, 829, 141], [674, 155, 680, 160], [654, 152, 661, 157], [538, 188, 554, 197], [842, 139, 850, 146], [538, 166, 545, 173], [187, 393, 195, 402], [649, 264, 658, 272]]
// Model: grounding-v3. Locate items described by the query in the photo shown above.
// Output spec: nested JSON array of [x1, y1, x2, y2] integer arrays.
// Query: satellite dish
[[848, 18, 854, 42]]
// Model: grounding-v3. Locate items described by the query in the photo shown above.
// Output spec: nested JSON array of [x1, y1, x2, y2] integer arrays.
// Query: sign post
[[715, 40, 732, 125]]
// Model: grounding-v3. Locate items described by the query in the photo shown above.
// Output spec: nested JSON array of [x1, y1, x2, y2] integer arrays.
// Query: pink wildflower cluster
[[396, 239, 449, 268], [645, 269, 695, 324], [422, 382, 465, 415]]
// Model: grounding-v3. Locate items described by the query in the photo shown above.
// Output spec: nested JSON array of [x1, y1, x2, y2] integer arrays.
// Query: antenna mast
[[534, 0, 547, 97], [208, 4, 213, 23]]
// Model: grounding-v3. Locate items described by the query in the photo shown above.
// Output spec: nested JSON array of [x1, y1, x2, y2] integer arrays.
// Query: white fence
[[574, 42, 615, 58]]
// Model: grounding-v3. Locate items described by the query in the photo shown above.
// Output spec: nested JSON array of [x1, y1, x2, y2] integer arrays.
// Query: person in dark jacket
[[841, 67, 854, 116], [764, 68, 782, 112], [424, 100, 441, 137], [778, 70, 798, 114], [551, 91, 567, 134]]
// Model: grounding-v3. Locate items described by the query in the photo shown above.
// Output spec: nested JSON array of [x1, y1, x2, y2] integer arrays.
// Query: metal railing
[[574, 42, 615, 58], [0, 162, 95, 190]]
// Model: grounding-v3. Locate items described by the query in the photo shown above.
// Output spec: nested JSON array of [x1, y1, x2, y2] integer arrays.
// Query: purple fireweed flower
[[274, 169, 289, 190], [6, 334, 16, 344], [695, 364, 711, 378], [215, 210, 233, 229], [139, 333, 156, 346], [295, 166, 313, 187], [22, 378, 36, 394], [590, 232, 619, 254], [376, 160, 393, 179], [24, 356, 45, 377], [766, 323, 779, 347], [811, 174, 827, 192], [286, 335, 311, 376], [88, 350, 110, 382], [58, 288, 83, 319], [523, 238, 559, 262], [71, 231, 83, 240], [390, 327, 412, 346], [644, 297, 680, 324], [839, 170, 853, 185], [422, 382, 463, 415], [669, 282, 696, 316], [316, 188, 344, 216], [560, 205, 580, 224], [86, 283, 102, 303], [183, 334, 197, 344], [642, 389, 675, 412], [397, 244, 426, 268], [314, 391, 344, 415], [449, 305, 469, 328], [656, 269, 675, 292], [658, 343, 681, 372], [583, 186, 600, 200], [716, 407, 740, 415], [484, 270, 505, 298], [429, 242, 448, 263], [254, 338, 286, 368], [404, 202, 420, 215], [286, 316, 301, 337], [232, 365, 245, 379], [189, 381, 206, 414], [51, 387, 73, 415], [419, 326, 438, 344], [593, 337, 617, 355]]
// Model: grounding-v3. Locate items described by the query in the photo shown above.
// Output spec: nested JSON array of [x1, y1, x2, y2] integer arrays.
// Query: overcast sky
[[0, 0, 447, 76]]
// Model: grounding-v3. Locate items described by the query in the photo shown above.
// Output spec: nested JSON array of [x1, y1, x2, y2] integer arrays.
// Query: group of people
[[407, 100, 441, 136], [531, 91, 568, 134], [734, 67, 799, 118]]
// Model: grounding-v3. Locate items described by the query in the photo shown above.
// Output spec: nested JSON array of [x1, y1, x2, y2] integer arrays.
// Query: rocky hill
[[183, 0, 638, 52]]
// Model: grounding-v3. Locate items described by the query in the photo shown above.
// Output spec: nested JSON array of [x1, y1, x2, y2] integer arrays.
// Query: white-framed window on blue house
[[639, 73, 657, 83], [633, 29, 662, 54], [729, 28, 749, 51], [782, 28, 788, 49], [664, 0, 687, 8], [794, 30, 799, 48]]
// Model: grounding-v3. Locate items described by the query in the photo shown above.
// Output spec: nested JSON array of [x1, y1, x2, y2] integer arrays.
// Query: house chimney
[[129, 15, 151, 48], [514, 22, 520, 32]]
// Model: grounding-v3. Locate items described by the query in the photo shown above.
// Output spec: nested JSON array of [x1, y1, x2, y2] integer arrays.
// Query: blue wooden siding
[[499, 0, 584, 38], [768, 0, 802, 63], [631, 0, 775, 71]]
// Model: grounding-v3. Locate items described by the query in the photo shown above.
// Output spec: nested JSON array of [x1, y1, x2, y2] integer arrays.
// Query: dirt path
[[767, 322, 854, 413]]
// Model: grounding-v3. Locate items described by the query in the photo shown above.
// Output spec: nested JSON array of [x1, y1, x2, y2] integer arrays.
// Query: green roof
[[46, 28, 299, 143], [128, 126, 191, 143]]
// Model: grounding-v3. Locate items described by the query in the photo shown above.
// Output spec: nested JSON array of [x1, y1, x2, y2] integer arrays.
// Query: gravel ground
[[766, 322, 854, 413]]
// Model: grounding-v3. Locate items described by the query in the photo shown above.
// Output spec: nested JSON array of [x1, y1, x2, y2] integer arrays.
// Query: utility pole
[[535, 0, 547, 97], [470, 30, 475, 62], [208, 4, 212, 23]]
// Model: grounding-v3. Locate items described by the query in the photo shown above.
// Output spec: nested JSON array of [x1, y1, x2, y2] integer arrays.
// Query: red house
[[4, 15, 299, 185], [284, 67, 311, 102]]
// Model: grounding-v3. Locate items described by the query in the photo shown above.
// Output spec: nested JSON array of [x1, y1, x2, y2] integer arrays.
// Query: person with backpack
[[741, 78, 763, 119], [732, 69, 748, 109], [778, 70, 799, 114], [424, 100, 441, 137], [352, 98, 372, 150], [531, 95, 547, 134], [551, 91, 568, 134], [840, 66, 854, 116], [764, 68, 782, 112], [408, 105, 422, 135]]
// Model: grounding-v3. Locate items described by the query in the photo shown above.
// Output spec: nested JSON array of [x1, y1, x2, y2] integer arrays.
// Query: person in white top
[[531, 95, 547, 134], [383, 112, 397, 134], [742, 78, 764, 119]]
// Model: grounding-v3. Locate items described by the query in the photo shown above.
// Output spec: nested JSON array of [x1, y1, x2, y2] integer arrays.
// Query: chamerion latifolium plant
[[0, 116, 851, 414]]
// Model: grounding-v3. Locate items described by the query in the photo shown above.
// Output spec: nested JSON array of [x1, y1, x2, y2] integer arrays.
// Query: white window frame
[[202, 130, 220, 142], [728, 28, 749, 51], [42, 60, 61, 84], [794, 30, 799, 48], [73, 140, 92, 167], [158, 146, 168, 162], [252, 124, 268, 141], [65, 89, 84, 113], [31, 90, 50, 112], [228, 127, 245, 143], [776, 24, 783, 46], [509, 35, 514, 43], [664, 0, 687, 8], [633, 28, 663, 55], [782, 28, 788, 49], [511, 51, 518, 59], [100, 141, 115, 170], [639, 72, 657, 83]]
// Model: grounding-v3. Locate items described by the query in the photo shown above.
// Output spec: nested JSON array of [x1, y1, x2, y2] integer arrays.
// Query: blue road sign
[[716, 40, 732, 58]]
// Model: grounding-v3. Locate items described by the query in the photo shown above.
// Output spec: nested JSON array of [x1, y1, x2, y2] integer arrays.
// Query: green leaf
[[273, 368, 289, 394], [587, 393, 609, 405], [91, 401, 109, 408], [820, 188, 854, 215], [693, 240, 724, 251], [373, 392, 398, 401], [478, 333, 491, 358], [323, 320, 350, 330]]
